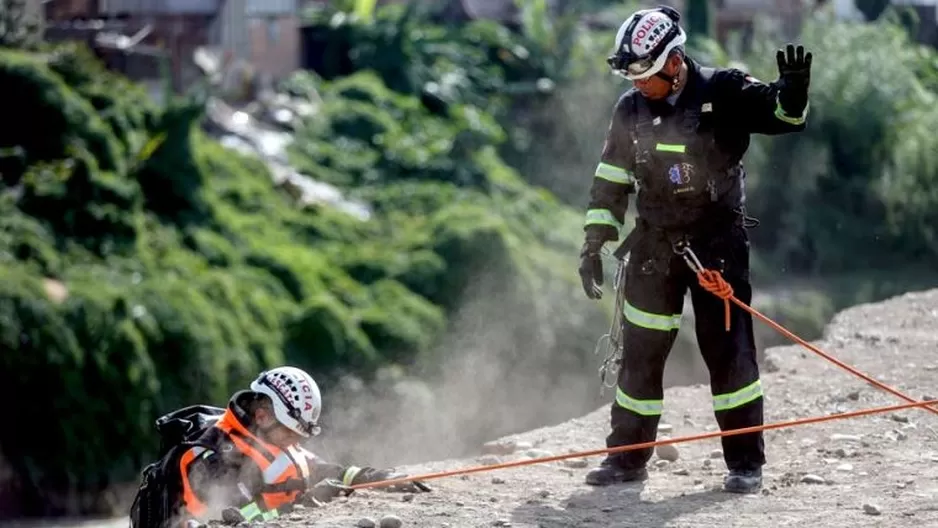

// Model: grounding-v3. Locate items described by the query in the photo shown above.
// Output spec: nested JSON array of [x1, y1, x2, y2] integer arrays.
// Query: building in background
[[246, 0, 299, 80], [42, 0, 304, 91]]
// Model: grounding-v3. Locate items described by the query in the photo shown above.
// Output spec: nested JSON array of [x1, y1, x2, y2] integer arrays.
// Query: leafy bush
[[737, 16, 938, 274]]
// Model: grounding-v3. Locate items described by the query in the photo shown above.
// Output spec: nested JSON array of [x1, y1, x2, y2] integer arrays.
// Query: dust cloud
[[305, 261, 721, 471]]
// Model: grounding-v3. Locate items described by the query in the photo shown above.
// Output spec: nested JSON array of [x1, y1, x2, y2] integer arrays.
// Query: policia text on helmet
[[607, 5, 686, 97], [580, 4, 812, 496]]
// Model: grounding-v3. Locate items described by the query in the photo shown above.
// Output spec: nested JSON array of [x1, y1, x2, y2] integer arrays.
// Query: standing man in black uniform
[[577, 5, 812, 494]]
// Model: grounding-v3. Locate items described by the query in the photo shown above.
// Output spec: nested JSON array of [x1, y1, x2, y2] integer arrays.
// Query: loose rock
[[862, 503, 882, 516], [491, 477, 506, 484], [656, 443, 680, 462], [830, 434, 862, 442], [672, 468, 690, 476], [482, 440, 517, 456], [563, 458, 589, 469], [658, 423, 674, 434], [479, 455, 502, 465], [801, 474, 826, 484], [357, 518, 377, 528], [709, 449, 723, 459], [379, 516, 403, 528]]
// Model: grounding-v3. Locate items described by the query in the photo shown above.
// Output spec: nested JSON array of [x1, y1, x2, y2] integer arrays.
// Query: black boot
[[722, 467, 762, 493], [585, 457, 649, 486]]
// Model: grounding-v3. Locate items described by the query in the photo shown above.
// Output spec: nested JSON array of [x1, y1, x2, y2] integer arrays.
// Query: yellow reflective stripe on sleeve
[[239, 502, 263, 522], [655, 143, 685, 153], [261, 509, 279, 521], [713, 379, 764, 412], [341, 466, 362, 486], [594, 162, 634, 184], [623, 300, 681, 331], [615, 387, 664, 416], [584, 208, 623, 230], [774, 99, 809, 125]]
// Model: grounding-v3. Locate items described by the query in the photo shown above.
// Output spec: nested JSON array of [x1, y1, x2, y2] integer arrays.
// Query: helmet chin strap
[[653, 61, 684, 96]]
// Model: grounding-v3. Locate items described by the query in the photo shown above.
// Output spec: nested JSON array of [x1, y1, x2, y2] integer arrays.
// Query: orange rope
[[349, 397, 938, 491], [697, 269, 733, 331], [693, 265, 938, 417], [342, 249, 938, 493]]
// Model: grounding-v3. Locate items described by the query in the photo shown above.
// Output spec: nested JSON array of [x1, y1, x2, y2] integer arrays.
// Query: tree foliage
[[737, 16, 938, 275], [0, 33, 605, 516]]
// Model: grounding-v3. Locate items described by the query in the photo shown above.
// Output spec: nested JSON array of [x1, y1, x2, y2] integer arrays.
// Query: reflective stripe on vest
[[180, 409, 308, 520], [215, 410, 304, 511]]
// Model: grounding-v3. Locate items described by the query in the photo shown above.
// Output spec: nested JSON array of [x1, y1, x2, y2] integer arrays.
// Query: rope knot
[[696, 269, 733, 331]]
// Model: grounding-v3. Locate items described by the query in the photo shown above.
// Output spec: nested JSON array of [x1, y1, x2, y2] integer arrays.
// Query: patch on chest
[[668, 162, 696, 194]]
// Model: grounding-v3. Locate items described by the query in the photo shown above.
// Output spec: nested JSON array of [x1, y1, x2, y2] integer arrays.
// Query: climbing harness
[[344, 238, 938, 493]]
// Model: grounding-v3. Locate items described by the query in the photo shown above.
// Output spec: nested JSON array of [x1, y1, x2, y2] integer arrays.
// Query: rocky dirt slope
[[284, 289, 938, 528]]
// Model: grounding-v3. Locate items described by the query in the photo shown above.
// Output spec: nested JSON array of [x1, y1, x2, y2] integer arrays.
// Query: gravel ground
[[278, 289, 938, 528]]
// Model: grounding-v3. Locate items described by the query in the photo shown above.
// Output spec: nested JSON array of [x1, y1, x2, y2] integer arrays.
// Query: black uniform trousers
[[606, 221, 765, 472]]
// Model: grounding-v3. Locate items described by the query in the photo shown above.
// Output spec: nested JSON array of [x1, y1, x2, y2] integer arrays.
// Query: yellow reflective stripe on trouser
[[616, 387, 664, 416], [774, 99, 809, 125], [239, 502, 263, 522], [584, 208, 623, 230], [594, 162, 635, 184], [713, 379, 764, 412], [341, 466, 362, 486], [623, 300, 681, 331]]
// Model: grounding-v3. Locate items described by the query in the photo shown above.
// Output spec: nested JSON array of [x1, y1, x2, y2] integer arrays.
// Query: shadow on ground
[[511, 481, 738, 528]]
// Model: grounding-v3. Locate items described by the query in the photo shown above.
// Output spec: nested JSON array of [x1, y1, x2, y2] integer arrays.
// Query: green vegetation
[[1, 0, 938, 519], [0, 38, 602, 515]]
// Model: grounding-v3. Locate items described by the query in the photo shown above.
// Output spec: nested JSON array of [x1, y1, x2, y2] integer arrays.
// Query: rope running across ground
[[348, 245, 937, 492]]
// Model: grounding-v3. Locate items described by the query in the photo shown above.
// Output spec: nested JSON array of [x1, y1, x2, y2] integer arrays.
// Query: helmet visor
[[626, 56, 657, 76]]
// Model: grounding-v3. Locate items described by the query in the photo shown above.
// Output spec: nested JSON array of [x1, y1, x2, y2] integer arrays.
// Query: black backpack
[[129, 405, 226, 528]]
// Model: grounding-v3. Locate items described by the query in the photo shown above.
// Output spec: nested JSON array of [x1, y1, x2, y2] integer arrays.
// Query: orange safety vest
[[178, 408, 309, 521]]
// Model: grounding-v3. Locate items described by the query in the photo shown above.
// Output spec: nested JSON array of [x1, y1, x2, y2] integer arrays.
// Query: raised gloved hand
[[578, 238, 605, 300], [775, 43, 812, 117]]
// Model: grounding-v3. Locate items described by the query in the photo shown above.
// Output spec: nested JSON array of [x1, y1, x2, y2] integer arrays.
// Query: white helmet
[[608, 5, 687, 81], [250, 366, 323, 437]]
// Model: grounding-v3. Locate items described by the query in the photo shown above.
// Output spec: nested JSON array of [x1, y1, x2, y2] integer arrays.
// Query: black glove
[[220, 508, 244, 525], [578, 238, 605, 300], [775, 43, 812, 117], [365, 469, 432, 493], [305, 478, 354, 504]]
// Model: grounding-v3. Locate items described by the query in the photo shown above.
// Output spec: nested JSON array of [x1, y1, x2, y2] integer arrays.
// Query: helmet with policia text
[[251, 366, 323, 438], [607, 5, 687, 82]]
